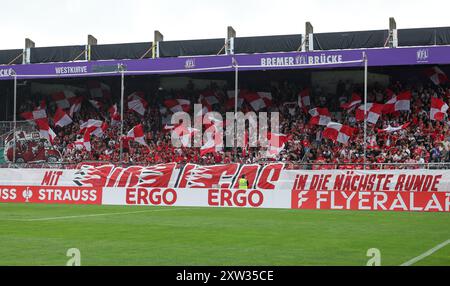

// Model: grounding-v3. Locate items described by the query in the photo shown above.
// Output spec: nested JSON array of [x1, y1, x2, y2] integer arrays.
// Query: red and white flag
[[378, 122, 411, 133], [323, 122, 354, 144], [128, 91, 146, 101], [127, 124, 148, 147], [35, 118, 56, 144], [383, 91, 411, 113], [244, 92, 273, 111], [79, 119, 106, 138], [430, 97, 449, 121], [425, 66, 448, 85], [309, 107, 331, 126], [69, 96, 83, 117], [78, 130, 92, 151], [355, 103, 384, 124], [298, 88, 311, 111], [265, 132, 289, 158], [52, 90, 77, 109], [164, 99, 191, 113], [200, 92, 219, 107], [108, 104, 121, 125], [20, 108, 47, 121], [226, 90, 244, 110], [200, 132, 223, 156], [128, 93, 148, 116], [53, 107, 73, 127], [173, 125, 199, 147], [341, 93, 362, 110], [88, 81, 111, 99]]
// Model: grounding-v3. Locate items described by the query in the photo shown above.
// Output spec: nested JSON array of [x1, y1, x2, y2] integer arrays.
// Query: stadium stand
[[1, 24, 450, 169]]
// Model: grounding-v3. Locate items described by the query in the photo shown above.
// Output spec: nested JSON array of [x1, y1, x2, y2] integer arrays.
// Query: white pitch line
[[400, 239, 450, 266], [7, 207, 197, 222]]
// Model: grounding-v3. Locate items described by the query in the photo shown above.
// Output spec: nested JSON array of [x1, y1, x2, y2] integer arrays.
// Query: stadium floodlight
[[226, 26, 236, 55], [389, 17, 398, 48], [304, 22, 314, 51], [24, 38, 35, 64], [87, 35, 98, 61], [153, 31, 164, 59]]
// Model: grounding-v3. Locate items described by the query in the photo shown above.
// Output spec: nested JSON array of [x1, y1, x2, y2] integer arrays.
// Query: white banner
[[102, 187, 292, 209], [0, 164, 449, 193]]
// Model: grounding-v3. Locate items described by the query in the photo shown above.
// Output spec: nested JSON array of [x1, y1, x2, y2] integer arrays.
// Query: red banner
[[291, 190, 450, 212], [0, 185, 102, 205]]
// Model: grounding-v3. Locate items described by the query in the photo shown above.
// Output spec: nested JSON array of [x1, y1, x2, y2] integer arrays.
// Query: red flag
[[425, 66, 448, 85], [309, 108, 331, 126], [323, 122, 354, 144], [127, 124, 148, 147], [430, 97, 449, 121], [341, 93, 362, 110], [355, 103, 384, 124], [383, 91, 411, 113], [53, 107, 73, 127]]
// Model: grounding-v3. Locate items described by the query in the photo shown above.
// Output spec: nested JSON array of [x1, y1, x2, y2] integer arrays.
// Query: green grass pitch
[[0, 203, 449, 266]]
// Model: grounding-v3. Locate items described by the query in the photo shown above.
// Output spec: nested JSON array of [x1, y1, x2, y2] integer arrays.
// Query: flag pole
[[233, 57, 239, 162], [363, 52, 368, 170], [13, 72, 17, 164], [119, 64, 125, 166]]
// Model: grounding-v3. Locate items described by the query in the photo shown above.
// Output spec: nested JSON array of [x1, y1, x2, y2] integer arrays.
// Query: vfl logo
[[184, 58, 196, 69], [0, 68, 15, 77], [22, 187, 33, 202], [295, 55, 307, 65], [416, 49, 429, 62]]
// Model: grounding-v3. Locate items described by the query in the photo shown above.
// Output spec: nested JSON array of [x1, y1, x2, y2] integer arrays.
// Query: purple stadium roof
[[0, 45, 449, 81]]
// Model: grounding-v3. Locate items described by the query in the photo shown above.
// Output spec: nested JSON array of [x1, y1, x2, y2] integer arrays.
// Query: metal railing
[[0, 121, 35, 148], [2, 161, 450, 170]]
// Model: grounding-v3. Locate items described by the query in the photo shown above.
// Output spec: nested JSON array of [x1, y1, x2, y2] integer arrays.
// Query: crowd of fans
[[15, 76, 450, 169]]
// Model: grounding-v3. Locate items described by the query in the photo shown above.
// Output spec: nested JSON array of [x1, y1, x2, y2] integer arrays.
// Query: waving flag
[[108, 104, 121, 125], [265, 132, 289, 158], [244, 92, 273, 111], [164, 99, 191, 113], [323, 122, 354, 144], [200, 92, 219, 107], [35, 118, 56, 144], [79, 119, 106, 138], [69, 96, 83, 117], [425, 66, 448, 85], [53, 107, 73, 127], [128, 96, 148, 116], [378, 122, 411, 133], [383, 91, 411, 113], [173, 125, 199, 147], [226, 90, 244, 110], [430, 97, 449, 121], [341, 93, 362, 110], [309, 107, 331, 126], [77, 130, 92, 151], [298, 88, 311, 111], [88, 81, 111, 99], [200, 131, 223, 156], [20, 108, 47, 121], [127, 124, 148, 147], [52, 90, 77, 109], [128, 91, 146, 101], [355, 103, 384, 124]]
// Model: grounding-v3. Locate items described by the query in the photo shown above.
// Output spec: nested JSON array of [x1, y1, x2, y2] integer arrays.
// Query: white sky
[[0, 0, 449, 50]]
